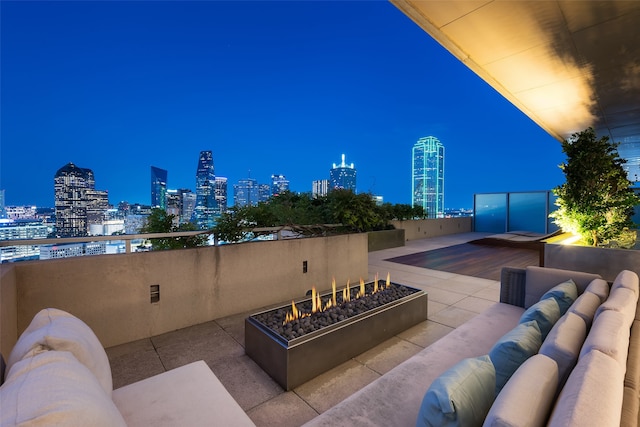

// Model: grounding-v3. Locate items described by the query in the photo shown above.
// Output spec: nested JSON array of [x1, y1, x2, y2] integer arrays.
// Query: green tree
[[141, 208, 208, 250], [550, 127, 639, 247]]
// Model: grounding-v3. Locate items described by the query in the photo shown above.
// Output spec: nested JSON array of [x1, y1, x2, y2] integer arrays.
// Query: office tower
[[213, 177, 228, 214], [86, 189, 110, 234], [55, 162, 102, 237], [258, 184, 271, 203], [312, 180, 329, 198], [234, 178, 259, 207], [329, 154, 357, 192], [151, 166, 168, 210], [193, 151, 217, 229], [182, 191, 197, 224], [166, 189, 182, 226], [412, 136, 445, 218], [271, 174, 290, 197]]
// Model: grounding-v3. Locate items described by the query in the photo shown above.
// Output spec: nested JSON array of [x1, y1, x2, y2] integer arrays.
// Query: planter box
[[545, 243, 640, 282], [245, 283, 428, 390]]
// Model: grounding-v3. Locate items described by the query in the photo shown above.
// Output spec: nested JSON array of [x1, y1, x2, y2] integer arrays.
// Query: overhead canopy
[[391, 0, 640, 180]]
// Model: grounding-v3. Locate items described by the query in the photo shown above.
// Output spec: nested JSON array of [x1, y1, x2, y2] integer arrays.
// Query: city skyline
[[1, 1, 566, 210]]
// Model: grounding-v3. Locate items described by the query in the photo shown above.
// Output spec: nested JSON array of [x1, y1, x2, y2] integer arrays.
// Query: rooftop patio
[[106, 232, 518, 426]]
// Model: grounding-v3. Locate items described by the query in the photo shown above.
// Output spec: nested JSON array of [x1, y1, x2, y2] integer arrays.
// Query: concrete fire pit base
[[245, 283, 428, 390]]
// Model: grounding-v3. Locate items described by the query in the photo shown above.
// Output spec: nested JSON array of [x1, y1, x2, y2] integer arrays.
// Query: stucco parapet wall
[[4, 233, 368, 350], [390, 217, 472, 241]]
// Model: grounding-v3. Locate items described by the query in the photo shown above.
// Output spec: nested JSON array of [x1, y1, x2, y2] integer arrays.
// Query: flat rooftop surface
[[106, 232, 506, 426]]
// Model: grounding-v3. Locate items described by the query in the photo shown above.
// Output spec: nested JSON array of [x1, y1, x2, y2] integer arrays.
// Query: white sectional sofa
[[304, 266, 640, 427], [0, 308, 255, 427]]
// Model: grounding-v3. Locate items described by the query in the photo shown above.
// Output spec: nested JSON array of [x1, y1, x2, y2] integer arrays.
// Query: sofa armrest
[[500, 267, 527, 308]]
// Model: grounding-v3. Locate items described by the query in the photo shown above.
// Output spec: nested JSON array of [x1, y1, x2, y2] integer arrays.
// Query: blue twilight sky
[[1, 1, 565, 210]]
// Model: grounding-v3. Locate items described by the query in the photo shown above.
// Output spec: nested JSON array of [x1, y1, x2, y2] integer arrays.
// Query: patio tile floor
[[107, 232, 503, 426]]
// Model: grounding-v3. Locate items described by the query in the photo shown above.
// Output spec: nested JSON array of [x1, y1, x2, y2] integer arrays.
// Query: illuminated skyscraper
[[312, 180, 329, 198], [213, 177, 228, 214], [329, 154, 356, 192], [150, 166, 168, 210], [412, 136, 445, 218], [234, 178, 259, 207], [271, 174, 290, 197], [193, 151, 217, 229], [55, 162, 106, 237]]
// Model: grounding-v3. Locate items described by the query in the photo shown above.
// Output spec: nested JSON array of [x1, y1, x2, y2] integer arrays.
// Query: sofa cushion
[[548, 350, 624, 427], [6, 308, 112, 395], [483, 354, 558, 427], [611, 270, 639, 297], [595, 287, 638, 329], [519, 298, 561, 340], [539, 312, 586, 389], [416, 355, 496, 427], [0, 350, 126, 427], [539, 279, 577, 314], [580, 309, 630, 368], [585, 278, 610, 304], [524, 267, 600, 308], [621, 386, 640, 427], [489, 320, 542, 395], [625, 320, 640, 391], [568, 291, 601, 329]]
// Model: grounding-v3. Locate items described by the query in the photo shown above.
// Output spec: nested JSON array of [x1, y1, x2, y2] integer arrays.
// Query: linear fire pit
[[245, 279, 428, 390]]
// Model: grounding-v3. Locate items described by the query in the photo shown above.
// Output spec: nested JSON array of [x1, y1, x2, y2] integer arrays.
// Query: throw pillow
[[416, 355, 496, 427], [519, 298, 561, 340], [539, 312, 587, 390], [489, 320, 542, 395], [6, 308, 113, 395], [483, 354, 558, 427], [539, 279, 577, 314]]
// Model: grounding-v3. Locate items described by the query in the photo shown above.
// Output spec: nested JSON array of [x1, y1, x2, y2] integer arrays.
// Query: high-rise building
[[312, 180, 329, 198], [329, 154, 357, 192], [234, 178, 259, 207], [151, 166, 168, 209], [86, 189, 110, 234], [258, 184, 271, 203], [54, 162, 103, 237], [193, 151, 217, 229], [213, 178, 228, 214], [271, 174, 290, 197], [412, 136, 445, 218], [0, 189, 6, 218]]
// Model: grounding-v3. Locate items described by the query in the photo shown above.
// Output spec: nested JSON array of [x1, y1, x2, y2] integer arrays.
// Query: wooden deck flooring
[[385, 243, 541, 281]]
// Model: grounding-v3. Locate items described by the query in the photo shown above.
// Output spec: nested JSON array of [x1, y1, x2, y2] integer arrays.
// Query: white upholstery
[[540, 312, 586, 389], [483, 354, 558, 427], [113, 361, 255, 427], [584, 278, 610, 304], [595, 287, 638, 329], [580, 310, 630, 368], [568, 291, 601, 329], [0, 351, 126, 426], [6, 308, 112, 395], [611, 270, 640, 297], [548, 350, 624, 427]]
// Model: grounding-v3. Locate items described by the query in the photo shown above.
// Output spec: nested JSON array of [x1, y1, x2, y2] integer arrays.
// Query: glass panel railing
[[508, 192, 547, 234], [474, 193, 507, 233]]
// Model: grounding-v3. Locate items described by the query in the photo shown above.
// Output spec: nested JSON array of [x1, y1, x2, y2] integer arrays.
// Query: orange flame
[[357, 278, 365, 299], [283, 274, 391, 325]]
